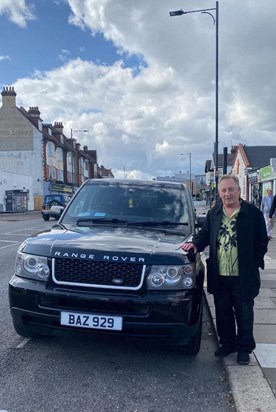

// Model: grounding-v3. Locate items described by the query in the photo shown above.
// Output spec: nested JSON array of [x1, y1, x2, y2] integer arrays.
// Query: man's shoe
[[237, 351, 250, 365], [214, 346, 236, 358]]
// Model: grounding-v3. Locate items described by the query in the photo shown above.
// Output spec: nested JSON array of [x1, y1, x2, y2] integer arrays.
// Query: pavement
[[2, 207, 276, 411], [195, 201, 276, 412], [0, 210, 42, 219]]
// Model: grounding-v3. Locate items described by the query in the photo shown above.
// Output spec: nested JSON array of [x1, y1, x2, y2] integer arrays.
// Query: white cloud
[[0, 55, 11, 61], [58, 49, 71, 62], [0, 0, 35, 28], [3, 0, 276, 179]]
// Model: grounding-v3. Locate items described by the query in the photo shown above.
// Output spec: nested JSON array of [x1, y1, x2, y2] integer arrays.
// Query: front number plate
[[60, 311, 123, 331]]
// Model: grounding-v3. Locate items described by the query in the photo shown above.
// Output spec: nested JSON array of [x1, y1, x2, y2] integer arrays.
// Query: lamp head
[[169, 10, 185, 17]]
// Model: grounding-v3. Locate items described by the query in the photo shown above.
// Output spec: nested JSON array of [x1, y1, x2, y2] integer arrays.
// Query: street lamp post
[[180, 153, 192, 194], [170, 1, 219, 199], [123, 165, 133, 179], [70, 128, 90, 187]]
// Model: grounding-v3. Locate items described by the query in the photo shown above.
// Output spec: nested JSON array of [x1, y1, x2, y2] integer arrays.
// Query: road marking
[[0, 242, 20, 250], [16, 337, 32, 349], [0, 239, 19, 243], [1, 233, 33, 240], [1, 230, 37, 235]]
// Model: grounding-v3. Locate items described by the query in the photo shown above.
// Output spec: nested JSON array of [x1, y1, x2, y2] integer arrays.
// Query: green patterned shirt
[[217, 207, 240, 276]]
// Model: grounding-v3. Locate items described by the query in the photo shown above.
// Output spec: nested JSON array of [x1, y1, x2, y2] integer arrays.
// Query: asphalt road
[[0, 215, 235, 412]]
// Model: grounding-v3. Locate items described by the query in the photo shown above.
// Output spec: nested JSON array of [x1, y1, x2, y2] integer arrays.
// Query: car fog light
[[183, 276, 193, 287]]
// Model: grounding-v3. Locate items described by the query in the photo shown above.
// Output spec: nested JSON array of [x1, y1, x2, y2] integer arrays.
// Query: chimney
[[28, 106, 41, 118], [28, 106, 43, 128], [54, 122, 64, 133], [1, 86, 17, 108]]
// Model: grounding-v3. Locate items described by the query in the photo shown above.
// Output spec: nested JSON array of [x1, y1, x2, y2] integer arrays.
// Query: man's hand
[[181, 242, 197, 254]]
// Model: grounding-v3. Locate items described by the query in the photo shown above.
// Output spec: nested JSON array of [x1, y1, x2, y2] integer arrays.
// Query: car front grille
[[52, 258, 145, 290]]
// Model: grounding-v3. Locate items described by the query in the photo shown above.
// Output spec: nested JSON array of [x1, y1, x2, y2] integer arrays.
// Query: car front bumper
[[9, 275, 203, 344]]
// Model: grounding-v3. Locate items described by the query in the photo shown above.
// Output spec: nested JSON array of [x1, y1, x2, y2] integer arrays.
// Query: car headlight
[[15, 252, 50, 282], [147, 265, 194, 290]]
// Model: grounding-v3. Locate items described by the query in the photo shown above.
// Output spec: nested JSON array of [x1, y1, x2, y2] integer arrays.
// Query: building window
[[49, 165, 56, 180], [79, 157, 84, 174], [56, 147, 63, 161], [47, 141, 55, 157], [57, 169, 64, 182]]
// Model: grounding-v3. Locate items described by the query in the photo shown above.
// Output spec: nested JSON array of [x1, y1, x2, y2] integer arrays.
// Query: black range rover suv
[[9, 179, 205, 354]]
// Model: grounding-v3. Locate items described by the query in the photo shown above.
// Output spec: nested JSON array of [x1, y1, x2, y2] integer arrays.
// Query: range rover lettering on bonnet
[[53, 250, 145, 263]]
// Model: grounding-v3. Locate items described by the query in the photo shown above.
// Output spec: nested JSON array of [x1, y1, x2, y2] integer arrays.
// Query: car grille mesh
[[53, 258, 144, 289]]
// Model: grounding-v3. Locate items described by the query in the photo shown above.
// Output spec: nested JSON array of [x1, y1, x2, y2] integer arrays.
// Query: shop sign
[[259, 165, 274, 181], [248, 174, 258, 184], [49, 183, 73, 193]]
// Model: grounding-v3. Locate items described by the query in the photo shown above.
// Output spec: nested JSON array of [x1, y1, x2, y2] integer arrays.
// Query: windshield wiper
[[126, 221, 189, 226], [75, 218, 189, 228], [76, 217, 127, 226]]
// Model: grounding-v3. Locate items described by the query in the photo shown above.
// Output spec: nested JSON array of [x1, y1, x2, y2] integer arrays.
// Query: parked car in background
[[41, 193, 71, 221], [10, 179, 205, 354]]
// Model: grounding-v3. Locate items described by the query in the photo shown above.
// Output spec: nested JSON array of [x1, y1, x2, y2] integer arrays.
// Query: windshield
[[61, 181, 193, 230]]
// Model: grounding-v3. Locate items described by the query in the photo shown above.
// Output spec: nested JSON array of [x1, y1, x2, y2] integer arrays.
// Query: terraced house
[[0, 87, 113, 212]]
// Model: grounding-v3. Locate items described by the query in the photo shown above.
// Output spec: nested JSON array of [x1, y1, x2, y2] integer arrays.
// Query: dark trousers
[[213, 276, 256, 353]]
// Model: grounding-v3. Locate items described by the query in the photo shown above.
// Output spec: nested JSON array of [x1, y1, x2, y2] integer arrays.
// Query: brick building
[[0, 86, 113, 212]]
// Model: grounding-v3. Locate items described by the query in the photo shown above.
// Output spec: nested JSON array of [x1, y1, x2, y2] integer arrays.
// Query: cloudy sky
[[0, 0, 275, 179]]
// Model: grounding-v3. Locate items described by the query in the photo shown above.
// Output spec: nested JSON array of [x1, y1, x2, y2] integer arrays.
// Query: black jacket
[[193, 199, 268, 299]]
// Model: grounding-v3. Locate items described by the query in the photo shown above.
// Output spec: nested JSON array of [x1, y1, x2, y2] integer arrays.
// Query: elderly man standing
[[182, 175, 268, 365], [261, 188, 274, 240]]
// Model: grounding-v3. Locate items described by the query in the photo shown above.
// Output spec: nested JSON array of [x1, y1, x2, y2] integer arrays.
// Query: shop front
[[259, 164, 276, 201]]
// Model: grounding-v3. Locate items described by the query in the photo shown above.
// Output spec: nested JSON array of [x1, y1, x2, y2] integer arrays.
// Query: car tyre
[[42, 214, 50, 221], [171, 307, 203, 355]]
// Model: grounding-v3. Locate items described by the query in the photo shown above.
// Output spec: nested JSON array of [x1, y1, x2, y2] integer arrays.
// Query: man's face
[[219, 178, 240, 208], [268, 189, 273, 196]]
